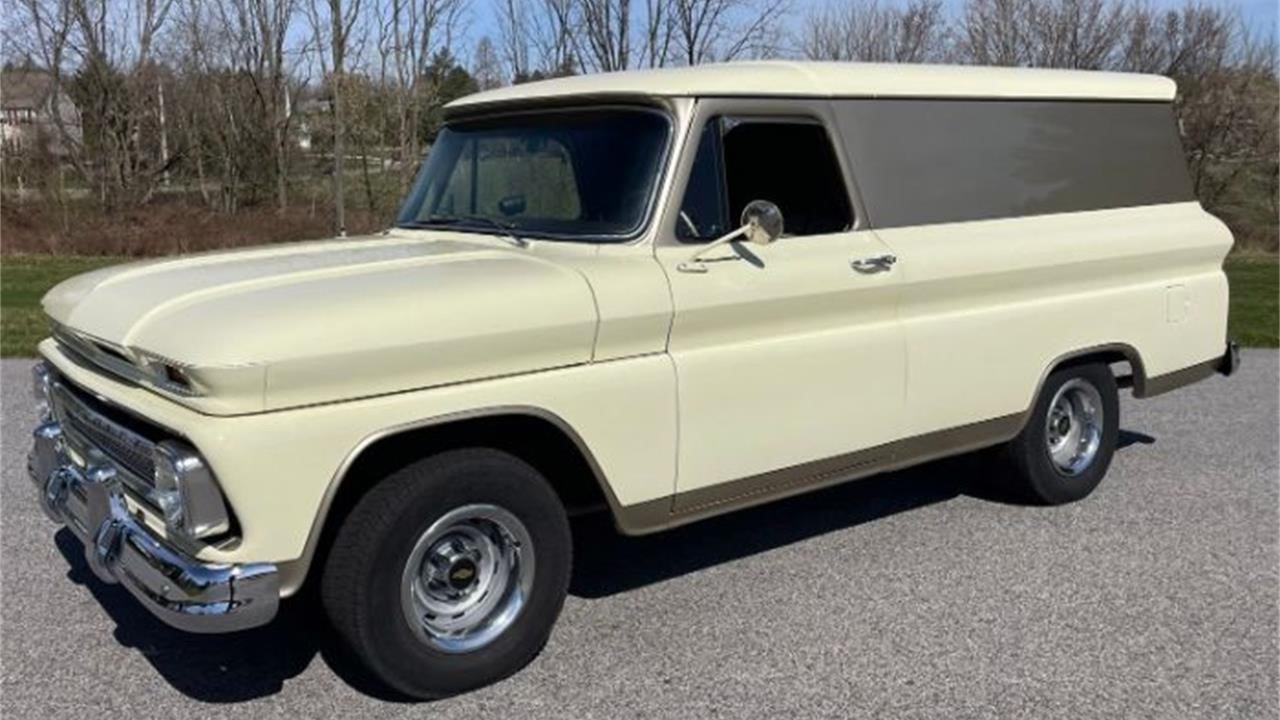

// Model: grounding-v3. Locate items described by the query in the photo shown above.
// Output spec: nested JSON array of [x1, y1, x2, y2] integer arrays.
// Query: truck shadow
[[53, 529, 393, 703], [572, 451, 1000, 598], [53, 429, 1156, 703], [570, 429, 1155, 598]]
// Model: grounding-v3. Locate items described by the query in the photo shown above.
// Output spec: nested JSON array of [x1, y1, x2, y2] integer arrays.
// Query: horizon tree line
[[3, 0, 1276, 247]]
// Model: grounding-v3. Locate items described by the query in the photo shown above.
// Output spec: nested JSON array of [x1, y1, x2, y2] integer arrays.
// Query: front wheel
[[999, 363, 1119, 504], [321, 449, 571, 699]]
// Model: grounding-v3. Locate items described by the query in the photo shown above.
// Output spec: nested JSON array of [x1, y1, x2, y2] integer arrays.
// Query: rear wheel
[[1000, 363, 1119, 504], [321, 449, 571, 699]]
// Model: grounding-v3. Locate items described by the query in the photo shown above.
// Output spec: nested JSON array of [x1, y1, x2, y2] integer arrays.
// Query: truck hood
[[43, 232, 599, 414]]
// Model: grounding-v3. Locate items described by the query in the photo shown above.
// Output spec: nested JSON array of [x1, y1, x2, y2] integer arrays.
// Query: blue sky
[[1238, 0, 1279, 29], [459, 0, 1278, 56], [1137, 0, 1275, 28]]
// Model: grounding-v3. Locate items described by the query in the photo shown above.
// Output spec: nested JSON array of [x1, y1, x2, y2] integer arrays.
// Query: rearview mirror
[[498, 195, 527, 217], [678, 199, 785, 274], [740, 200, 783, 245]]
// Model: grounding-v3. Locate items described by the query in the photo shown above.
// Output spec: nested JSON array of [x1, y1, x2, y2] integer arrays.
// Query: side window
[[676, 116, 854, 242], [676, 121, 728, 241]]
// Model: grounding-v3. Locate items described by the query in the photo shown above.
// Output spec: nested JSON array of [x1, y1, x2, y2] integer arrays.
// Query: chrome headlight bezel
[[152, 440, 231, 540], [31, 361, 53, 420]]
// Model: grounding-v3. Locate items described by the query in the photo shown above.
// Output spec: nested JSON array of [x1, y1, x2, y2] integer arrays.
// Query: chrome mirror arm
[[677, 223, 752, 274]]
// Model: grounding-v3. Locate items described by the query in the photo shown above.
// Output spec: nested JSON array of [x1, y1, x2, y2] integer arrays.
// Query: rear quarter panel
[[877, 202, 1231, 436]]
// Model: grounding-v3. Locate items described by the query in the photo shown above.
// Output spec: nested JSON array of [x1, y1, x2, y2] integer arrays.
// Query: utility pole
[[329, 0, 347, 237], [157, 79, 171, 188]]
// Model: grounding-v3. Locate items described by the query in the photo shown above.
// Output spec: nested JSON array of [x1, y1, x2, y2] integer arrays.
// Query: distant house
[[292, 96, 332, 151], [1, 67, 81, 155]]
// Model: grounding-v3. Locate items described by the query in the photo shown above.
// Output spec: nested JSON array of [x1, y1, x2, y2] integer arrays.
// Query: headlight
[[152, 440, 230, 539], [31, 362, 53, 420]]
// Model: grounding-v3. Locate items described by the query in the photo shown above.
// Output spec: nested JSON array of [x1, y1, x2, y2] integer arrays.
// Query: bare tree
[[255, 0, 297, 209], [208, 0, 297, 209], [172, 0, 235, 211], [638, 0, 674, 66], [329, 0, 360, 234], [802, 0, 949, 62], [1026, 0, 1127, 69], [960, 0, 1128, 68], [959, 0, 1035, 65], [579, 0, 631, 71], [548, 0, 675, 73], [495, 0, 530, 80], [530, 0, 579, 74], [18, 0, 88, 187], [1122, 1, 1236, 75], [669, 0, 788, 65], [375, 0, 465, 190], [18, 0, 175, 209], [305, 0, 363, 234], [170, 0, 283, 212]]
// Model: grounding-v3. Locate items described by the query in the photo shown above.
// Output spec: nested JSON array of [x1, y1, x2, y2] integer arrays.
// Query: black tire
[[999, 363, 1119, 505], [321, 449, 571, 699]]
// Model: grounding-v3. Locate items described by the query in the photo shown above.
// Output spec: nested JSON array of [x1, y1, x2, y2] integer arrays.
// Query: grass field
[[1, 256, 123, 357], [1, 253, 1277, 357], [1224, 255, 1280, 348]]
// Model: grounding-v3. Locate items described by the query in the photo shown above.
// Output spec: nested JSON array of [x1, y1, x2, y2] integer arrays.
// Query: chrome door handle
[[677, 255, 743, 274], [851, 254, 897, 273]]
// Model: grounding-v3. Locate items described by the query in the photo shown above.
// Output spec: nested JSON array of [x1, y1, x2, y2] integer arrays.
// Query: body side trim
[[618, 413, 1024, 534], [1136, 356, 1219, 398]]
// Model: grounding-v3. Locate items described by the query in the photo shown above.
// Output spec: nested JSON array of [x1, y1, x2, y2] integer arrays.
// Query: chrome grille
[[51, 381, 157, 486], [53, 325, 141, 387]]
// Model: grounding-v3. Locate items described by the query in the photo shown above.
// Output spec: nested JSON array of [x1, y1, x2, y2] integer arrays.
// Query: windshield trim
[[394, 103, 675, 244]]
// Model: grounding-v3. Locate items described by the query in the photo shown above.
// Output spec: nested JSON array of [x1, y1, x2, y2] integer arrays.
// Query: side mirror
[[740, 200, 783, 245], [678, 200, 785, 273]]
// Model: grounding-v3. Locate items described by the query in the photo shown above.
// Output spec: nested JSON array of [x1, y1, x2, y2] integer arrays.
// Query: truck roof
[[446, 61, 1176, 113]]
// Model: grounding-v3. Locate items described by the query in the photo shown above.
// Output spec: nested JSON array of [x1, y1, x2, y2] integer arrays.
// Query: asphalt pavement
[[2, 354, 1276, 719]]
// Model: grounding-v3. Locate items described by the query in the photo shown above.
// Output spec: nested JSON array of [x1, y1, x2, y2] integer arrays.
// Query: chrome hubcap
[[400, 504, 535, 653], [1044, 378, 1105, 476]]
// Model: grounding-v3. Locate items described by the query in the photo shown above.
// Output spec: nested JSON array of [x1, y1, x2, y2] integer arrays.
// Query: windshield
[[396, 108, 671, 241]]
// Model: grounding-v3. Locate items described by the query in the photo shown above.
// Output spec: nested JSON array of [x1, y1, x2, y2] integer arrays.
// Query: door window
[[676, 117, 854, 242], [676, 121, 729, 241]]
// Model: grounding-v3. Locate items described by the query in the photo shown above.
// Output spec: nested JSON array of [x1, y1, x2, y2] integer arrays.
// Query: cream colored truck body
[[35, 62, 1233, 599]]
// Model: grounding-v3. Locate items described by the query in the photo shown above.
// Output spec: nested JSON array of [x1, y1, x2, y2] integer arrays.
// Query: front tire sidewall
[[325, 450, 571, 699]]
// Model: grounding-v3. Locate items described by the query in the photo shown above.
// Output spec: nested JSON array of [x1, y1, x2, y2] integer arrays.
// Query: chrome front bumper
[[28, 420, 279, 633]]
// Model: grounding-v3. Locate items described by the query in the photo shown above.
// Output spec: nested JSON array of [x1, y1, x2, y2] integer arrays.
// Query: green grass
[[1, 254, 1276, 357], [1, 256, 124, 356], [1225, 256, 1280, 348]]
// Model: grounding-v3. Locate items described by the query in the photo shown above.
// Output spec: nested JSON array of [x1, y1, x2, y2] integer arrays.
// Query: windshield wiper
[[407, 214, 528, 248]]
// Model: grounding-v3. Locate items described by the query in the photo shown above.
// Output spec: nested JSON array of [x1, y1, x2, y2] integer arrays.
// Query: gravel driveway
[[2, 354, 1276, 719]]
